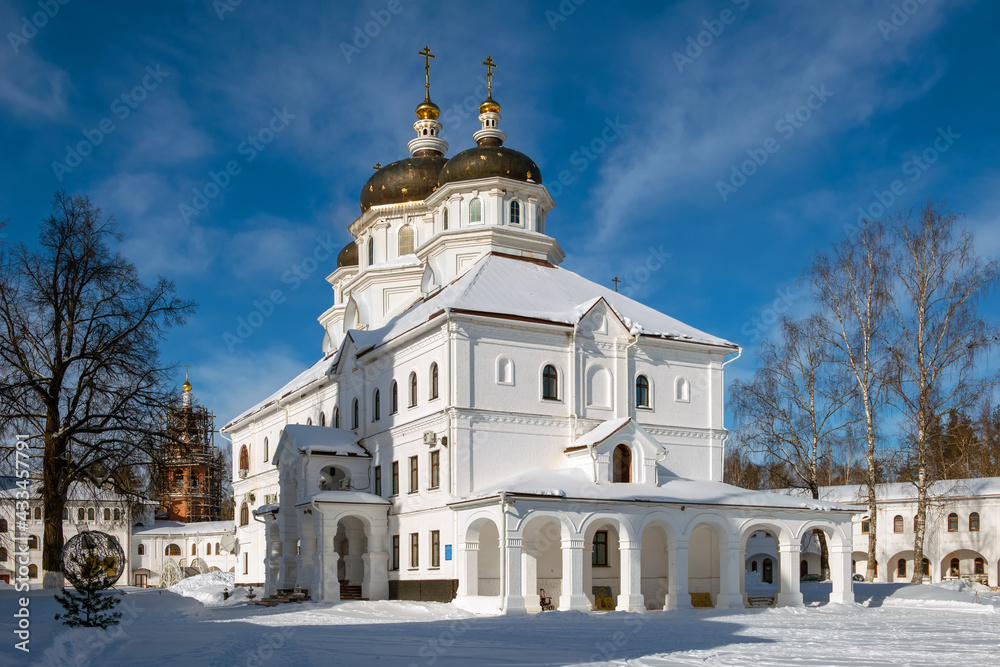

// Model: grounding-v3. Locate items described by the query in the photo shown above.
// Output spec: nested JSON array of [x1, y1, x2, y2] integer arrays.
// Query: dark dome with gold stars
[[438, 146, 542, 187], [359, 156, 448, 213]]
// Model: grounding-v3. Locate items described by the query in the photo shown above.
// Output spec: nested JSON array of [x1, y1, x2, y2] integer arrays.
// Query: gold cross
[[419, 46, 435, 97], [483, 56, 497, 96], [373, 162, 382, 170]]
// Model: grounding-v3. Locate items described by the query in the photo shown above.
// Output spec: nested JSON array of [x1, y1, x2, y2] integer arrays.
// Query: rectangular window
[[374, 466, 382, 497], [409, 456, 418, 493], [431, 530, 440, 568], [947, 514, 958, 532], [391, 535, 399, 571], [410, 533, 419, 568], [592, 530, 608, 567], [391, 461, 399, 496], [861, 520, 870, 534], [430, 450, 440, 489]]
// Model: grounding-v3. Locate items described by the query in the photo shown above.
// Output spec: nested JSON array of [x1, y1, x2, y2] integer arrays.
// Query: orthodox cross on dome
[[419, 46, 435, 100], [373, 162, 381, 170], [482, 55, 497, 96], [612, 277, 621, 292]]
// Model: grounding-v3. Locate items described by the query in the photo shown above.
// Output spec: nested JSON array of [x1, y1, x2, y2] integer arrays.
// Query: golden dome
[[479, 96, 501, 114], [416, 97, 440, 120], [182, 371, 192, 393]]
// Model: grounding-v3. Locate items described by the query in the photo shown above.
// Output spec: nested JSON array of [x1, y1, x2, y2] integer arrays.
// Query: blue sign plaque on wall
[[445, 545, 452, 561]]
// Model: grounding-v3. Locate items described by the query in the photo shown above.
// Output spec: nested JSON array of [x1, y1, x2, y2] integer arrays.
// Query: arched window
[[166, 543, 181, 556], [306, 417, 312, 426], [893, 515, 903, 533], [914, 515, 918, 532], [398, 226, 415, 256], [137, 543, 144, 556], [351, 399, 359, 430], [113, 508, 120, 521], [263, 437, 269, 462], [240, 503, 249, 526], [442, 208, 449, 230], [88, 508, 95, 521], [103, 508, 110, 521], [675, 377, 690, 402], [762, 558, 773, 584], [592, 530, 608, 567], [970, 512, 980, 531], [613, 444, 632, 483], [975, 557, 985, 575], [28, 564, 37, 579], [409, 372, 418, 407], [333, 407, 340, 428], [27, 535, 38, 549], [239, 445, 249, 473], [430, 363, 439, 400], [0, 547, 7, 561], [470, 198, 482, 223], [897, 559, 906, 577], [373, 389, 381, 421], [34, 507, 41, 520], [497, 357, 513, 385], [215, 543, 221, 555], [542, 365, 558, 400], [947, 513, 958, 532], [0, 518, 6, 532], [78, 508, 84, 521], [320, 412, 326, 427], [62, 509, 67, 520], [509, 200, 521, 225], [192, 544, 197, 556], [921, 558, 929, 576], [950, 557, 960, 576], [635, 375, 650, 408], [367, 237, 374, 265], [391, 381, 398, 414]]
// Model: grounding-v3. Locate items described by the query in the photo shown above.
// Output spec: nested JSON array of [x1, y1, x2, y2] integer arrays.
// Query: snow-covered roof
[[564, 417, 631, 452], [133, 520, 234, 536], [273, 424, 369, 463], [224, 350, 339, 429], [456, 468, 857, 511], [351, 254, 736, 354], [782, 477, 1000, 504], [301, 490, 390, 505]]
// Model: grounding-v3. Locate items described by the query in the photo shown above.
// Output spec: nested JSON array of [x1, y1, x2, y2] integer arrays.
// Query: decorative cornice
[[641, 425, 727, 441], [453, 408, 570, 430]]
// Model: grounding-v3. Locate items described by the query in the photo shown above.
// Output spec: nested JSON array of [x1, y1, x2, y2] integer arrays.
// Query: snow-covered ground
[[2, 579, 998, 666]]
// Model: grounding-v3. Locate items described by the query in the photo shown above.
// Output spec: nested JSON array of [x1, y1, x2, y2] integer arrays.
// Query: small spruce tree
[[54, 557, 122, 628]]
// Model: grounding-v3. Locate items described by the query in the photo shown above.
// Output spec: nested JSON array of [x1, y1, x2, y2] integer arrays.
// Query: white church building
[[222, 55, 858, 613]]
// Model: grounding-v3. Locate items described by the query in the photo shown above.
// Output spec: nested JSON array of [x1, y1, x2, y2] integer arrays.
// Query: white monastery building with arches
[[222, 53, 859, 612]]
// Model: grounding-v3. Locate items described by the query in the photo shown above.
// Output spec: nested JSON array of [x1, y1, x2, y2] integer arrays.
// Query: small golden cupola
[[474, 56, 505, 147], [182, 368, 193, 408], [408, 46, 448, 158]]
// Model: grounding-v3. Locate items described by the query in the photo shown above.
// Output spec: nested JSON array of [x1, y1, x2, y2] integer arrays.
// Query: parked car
[[800, 573, 821, 582]]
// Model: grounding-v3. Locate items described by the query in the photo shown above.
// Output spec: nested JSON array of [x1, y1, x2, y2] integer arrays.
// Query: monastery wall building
[[222, 53, 859, 612]]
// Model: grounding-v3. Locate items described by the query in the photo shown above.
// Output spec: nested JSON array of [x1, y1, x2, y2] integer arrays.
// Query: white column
[[365, 519, 389, 601], [559, 538, 590, 611], [777, 542, 804, 607], [298, 513, 316, 592], [522, 548, 541, 612], [716, 543, 745, 609], [503, 536, 526, 614], [666, 542, 692, 609], [456, 541, 479, 597], [829, 544, 853, 604], [616, 540, 645, 612]]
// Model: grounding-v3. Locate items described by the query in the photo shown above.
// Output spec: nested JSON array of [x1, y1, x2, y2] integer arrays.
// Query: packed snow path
[[3, 582, 998, 666]]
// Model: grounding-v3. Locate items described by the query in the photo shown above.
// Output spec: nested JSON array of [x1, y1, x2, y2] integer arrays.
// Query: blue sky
[[2, 0, 998, 426]]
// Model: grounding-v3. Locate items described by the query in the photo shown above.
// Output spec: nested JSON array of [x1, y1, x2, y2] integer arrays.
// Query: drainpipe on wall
[[718, 347, 743, 480], [499, 491, 508, 612], [586, 443, 599, 483], [569, 321, 579, 444]]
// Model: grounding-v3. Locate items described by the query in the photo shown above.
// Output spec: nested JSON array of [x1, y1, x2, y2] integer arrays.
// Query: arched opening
[[640, 522, 670, 610], [586, 365, 611, 408], [391, 381, 398, 413], [509, 200, 521, 226], [497, 357, 513, 385], [398, 226, 415, 256], [521, 516, 563, 611], [333, 407, 340, 428], [941, 549, 988, 582], [464, 518, 500, 597], [319, 465, 349, 491], [442, 208, 449, 230], [762, 558, 774, 584], [373, 389, 381, 421], [409, 372, 418, 407], [430, 362, 439, 400], [542, 365, 558, 400], [635, 375, 650, 408], [239, 445, 249, 473], [612, 445, 632, 483], [352, 398, 359, 429], [333, 516, 369, 597], [470, 198, 482, 223], [744, 529, 779, 604], [689, 523, 722, 606], [240, 503, 249, 526], [675, 377, 690, 402], [367, 237, 374, 266], [893, 515, 903, 533]]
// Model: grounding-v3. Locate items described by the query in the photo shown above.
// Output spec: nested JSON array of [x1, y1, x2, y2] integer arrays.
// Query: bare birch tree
[[882, 202, 999, 583], [808, 218, 891, 581], [731, 315, 853, 578], [0, 193, 196, 587]]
